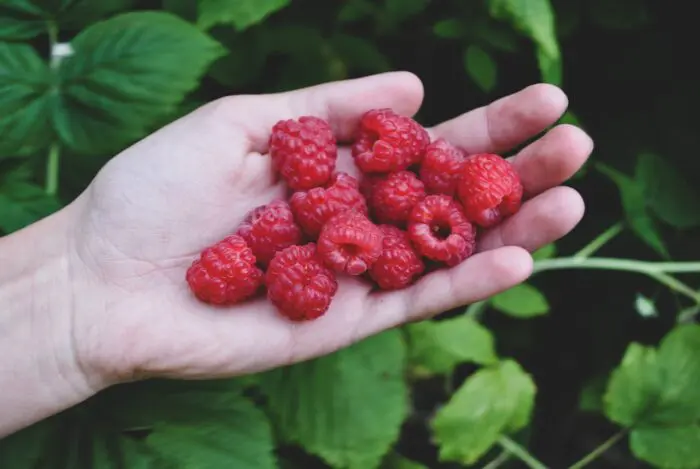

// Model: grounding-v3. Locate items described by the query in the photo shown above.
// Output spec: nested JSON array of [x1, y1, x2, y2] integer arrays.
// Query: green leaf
[[162, 0, 198, 22], [433, 19, 466, 38], [0, 42, 53, 156], [532, 243, 557, 260], [464, 45, 497, 93], [536, 45, 562, 85], [588, 0, 651, 30], [381, 452, 429, 469], [491, 283, 549, 318], [0, 417, 59, 468], [635, 152, 700, 229], [337, 0, 377, 23], [198, 0, 289, 31], [259, 330, 409, 469], [596, 163, 669, 258], [330, 33, 391, 73], [578, 374, 607, 412], [603, 343, 661, 427], [53, 11, 225, 155], [487, 0, 561, 84], [488, 0, 559, 58], [0, 182, 62, 233], [59, 0, 138, 29], [0, 5, 45, 40], [603, 326, 700, 469], [431, 359, 536, 465], [630, 425, 700, 469], [383, 0, 429, 27], [406, 315, 498, 377], [103, 379, 277, 469]]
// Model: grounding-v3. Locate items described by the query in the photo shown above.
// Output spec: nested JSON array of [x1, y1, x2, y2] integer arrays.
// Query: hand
[[65, 71, 592, 387]]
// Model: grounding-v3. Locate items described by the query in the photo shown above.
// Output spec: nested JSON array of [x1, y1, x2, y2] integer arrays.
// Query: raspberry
[[456, 153, 523, 228], [351, 108, 430, 173], [266, 243, 338, 321], [236, 200, 302, 265], [186, 235, 264, 305], [420, 138, 467, 196], [268, 116, 337, 190], [369, 225, 425, 290], [290, 172, 368, 238], [408, 195, 476, 267], [369, 170, 426, 226], [317, 211, 384, 275]]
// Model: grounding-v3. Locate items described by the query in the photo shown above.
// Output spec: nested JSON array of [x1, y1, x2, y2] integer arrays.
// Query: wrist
[[0, 202, 104, 437]]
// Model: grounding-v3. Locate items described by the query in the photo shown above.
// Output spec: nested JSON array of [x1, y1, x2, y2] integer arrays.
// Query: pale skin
[[0, 72, 593, 438]]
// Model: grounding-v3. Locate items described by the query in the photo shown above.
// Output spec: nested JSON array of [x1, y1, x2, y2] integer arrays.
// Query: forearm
[[0, 207, 99, 438]]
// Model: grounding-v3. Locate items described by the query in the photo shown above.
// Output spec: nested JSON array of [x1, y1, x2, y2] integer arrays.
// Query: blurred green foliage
[[1, 0, 700, 468]]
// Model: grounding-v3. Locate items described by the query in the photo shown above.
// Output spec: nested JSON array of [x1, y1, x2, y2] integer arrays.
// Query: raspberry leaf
[[0, 379, 276, 469], [259, 330, 409, 469], [464, 45, 497, 93], [597, 162, 669, 259], [491, 283, 549, 318], [0, 180, 62, 233], [406, 315, 498, 377], [635, 152, 700, 229], [0, 0, 133, 39], [0, 42, 53, 156], [603, 325, 700, 469], [52, 11, 225, 155], [431, 359, 536, 465], [433, 19, 467, 39], [197, 0, 290, 31], [487, 0, 561, 83], [380, 452, 429, 469], [629, 426, 700, 469], [0, 1, 46, 40]]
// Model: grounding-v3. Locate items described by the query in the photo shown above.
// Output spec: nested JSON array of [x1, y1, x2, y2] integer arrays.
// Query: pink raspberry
[[408, 195, 477, 267], [269, 116, 337, 190]]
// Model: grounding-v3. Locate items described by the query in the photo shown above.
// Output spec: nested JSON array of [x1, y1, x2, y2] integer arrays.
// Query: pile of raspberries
[[186, 108, 523, 321]]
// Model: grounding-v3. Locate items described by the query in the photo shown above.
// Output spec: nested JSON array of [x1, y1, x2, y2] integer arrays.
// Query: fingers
[[477, 186, 585, 253], [429, 83, 568, 155], [212, 71, 425, 153], [356, 246, 533, 338], [510, 124, 594, 197]]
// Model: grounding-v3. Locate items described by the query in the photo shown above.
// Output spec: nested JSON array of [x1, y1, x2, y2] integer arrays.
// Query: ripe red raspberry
[[268, 116, 337, 190], [370, 170, 426, 226], [186, 235, 264, 305], [351, 108, 430, 173], [266, 243, 338, 321], [408, 195, 476, 267], [369, 225, 425, 290], [236, 200, 302, 265], [290, 172, 368, 238], [317, 211, 384, 275], [420, 138, 467, 196], [457, 153, 523, 228]]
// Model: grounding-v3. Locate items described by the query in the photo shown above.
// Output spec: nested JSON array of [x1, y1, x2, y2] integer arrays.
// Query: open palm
[[66, 72, 592, 385]]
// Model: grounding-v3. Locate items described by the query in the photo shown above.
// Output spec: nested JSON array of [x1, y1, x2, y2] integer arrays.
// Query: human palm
[[66, 72, 592, 386]]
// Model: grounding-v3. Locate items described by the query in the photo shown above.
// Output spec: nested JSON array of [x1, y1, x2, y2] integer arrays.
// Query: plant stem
[[482, 450, 511, 469], [497, 436, 548, 469], [533, 258, 700, 303], [45, 143, 60, 196], [677, 304, 700, 324], [574, 222, 624, 259], [45, 20, 61, 196], [567, 429, 627, 469]]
